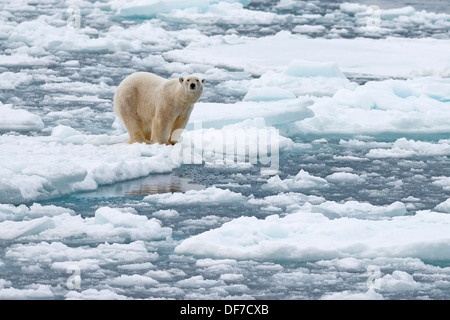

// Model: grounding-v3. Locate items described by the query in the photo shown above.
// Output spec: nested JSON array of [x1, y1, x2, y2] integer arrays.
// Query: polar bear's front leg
[[170, 116, 189, 145], [150, 119, 172, 145], [169, 105, 194, 145]]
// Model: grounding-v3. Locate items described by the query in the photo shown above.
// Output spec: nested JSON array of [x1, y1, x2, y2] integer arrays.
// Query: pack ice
[[0, 0, 450, 300]]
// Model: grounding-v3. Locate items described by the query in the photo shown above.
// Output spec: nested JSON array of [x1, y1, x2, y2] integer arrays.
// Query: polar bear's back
[[114, 72, 167, 116], [119, 72, 166, 91]]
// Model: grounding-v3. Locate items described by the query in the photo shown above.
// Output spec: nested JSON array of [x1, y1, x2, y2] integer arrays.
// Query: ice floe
[[175, 210, 450, 261], [188, 97, 314, 129], [144, 186, 246, 205], [264, 170, 329, 191], [294, 78, 450, 135], [112, 0, 250, 19], [245, 60, 358, 99], [367, 138, 450, 158], [0, 129, 176, 203], [0, 206, 171, 241], [1, 0, 450, 300], [0, 102, 44, 132], [166, 31, 450, 77]]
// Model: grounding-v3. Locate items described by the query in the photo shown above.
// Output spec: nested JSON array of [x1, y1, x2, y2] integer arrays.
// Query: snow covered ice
[[0, 0, 450, 300]]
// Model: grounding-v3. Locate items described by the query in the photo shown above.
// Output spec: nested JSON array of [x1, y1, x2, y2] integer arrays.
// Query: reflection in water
[[76, 173, 205, 198], [124, 175, 204, 196], [124, 184, 183, 196]]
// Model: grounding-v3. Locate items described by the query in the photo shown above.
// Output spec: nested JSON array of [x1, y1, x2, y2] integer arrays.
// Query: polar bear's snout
[[181, 77, 206, 92]]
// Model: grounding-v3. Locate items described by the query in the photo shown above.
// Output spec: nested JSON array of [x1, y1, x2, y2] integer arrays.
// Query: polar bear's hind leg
[[114, 87, 150, 144]]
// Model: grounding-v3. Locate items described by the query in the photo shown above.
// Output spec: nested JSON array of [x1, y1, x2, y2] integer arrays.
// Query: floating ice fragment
[[0, 132, 177, 203], [284, 60, 345, 78], [367, 138, 450, 159], [152, 209, 180, 219], [0, 203, 75, 222], [243, 87, 296, 102], [65, 289, 128, 300], [339, 3, 368, 14], [0, 53, 54, 67], [113, 0, 210, 18], [175, 275, 224, 288], [311, 201, 407, 219], [379, 271, 420, 292], [175, 210, 450, 261], [295, 78, 450, 136], [166, 31, 450, 77], [109, 274, 158, 287], [5, 241, 159, 280], [94, 207, 149, 228], [0, 217, 55, 240], [321, 289, 384, 300], [293, 25, 326, 35], [435, 199, 450, 213], [158, 1, 284, 25], [143, 186, 246, 205], [325, 172, 365, 184], [432, 177, 450, 191], [0, 285, 54, 299], [245, 59, 356, 98], [0, 72, 33, 90], [188, 98, 314, 129], [263, 170, 329, 191], [0, 103, 44, 132]]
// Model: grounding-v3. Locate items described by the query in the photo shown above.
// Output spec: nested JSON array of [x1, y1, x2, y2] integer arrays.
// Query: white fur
[[114, 72, 204, 144]]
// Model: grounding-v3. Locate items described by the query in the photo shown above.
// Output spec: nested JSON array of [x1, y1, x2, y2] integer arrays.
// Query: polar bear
[[114, 72, 205, 145]]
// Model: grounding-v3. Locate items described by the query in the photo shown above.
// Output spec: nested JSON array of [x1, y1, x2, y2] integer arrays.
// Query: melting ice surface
[[0, 0, 450, 299]]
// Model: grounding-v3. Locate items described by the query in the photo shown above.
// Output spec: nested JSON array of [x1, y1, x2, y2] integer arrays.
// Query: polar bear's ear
[[179, 77, 184, 84], [201, 79, 206, 84]]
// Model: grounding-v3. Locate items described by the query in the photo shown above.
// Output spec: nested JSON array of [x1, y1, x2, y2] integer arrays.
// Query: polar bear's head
[[179, 76, 205, 101]]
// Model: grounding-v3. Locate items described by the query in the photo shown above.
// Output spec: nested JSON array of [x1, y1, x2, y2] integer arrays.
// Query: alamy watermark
[[67, 5, 81, 29], [366, 5, 381, 28], [171, 121, 280, 176], [66, 265, 81, 290], [366, 265, 382, 290]]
